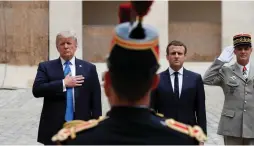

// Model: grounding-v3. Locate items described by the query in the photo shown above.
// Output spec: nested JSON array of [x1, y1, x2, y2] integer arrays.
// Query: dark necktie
[[174, 72, 179, 99], [243, 66, 248, 80]]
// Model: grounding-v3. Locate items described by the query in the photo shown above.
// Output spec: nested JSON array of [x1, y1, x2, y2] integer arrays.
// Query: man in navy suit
[[150, 40, 207, 145], [32, 30, 102, 145]]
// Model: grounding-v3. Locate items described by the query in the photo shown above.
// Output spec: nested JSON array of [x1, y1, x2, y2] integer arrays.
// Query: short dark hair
[[108, 45, 158, 102], [109, 70, 154, 102], [166, 40, 187, 55]]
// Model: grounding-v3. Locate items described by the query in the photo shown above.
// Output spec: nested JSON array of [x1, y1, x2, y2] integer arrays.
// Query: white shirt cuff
[[63, 79, 66, 92]]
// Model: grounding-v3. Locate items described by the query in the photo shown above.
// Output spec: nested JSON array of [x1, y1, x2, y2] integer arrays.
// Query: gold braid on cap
[[233, 37, 251, 45], [233, 34, 252, 46]]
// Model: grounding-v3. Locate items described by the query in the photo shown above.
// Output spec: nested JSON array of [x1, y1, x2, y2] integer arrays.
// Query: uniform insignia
[[230, 76, 236, 80], [165, 119, 207, 143], [51, 116, 106, 143], [156, 112, 164, 117], [150, 109, 164, 117]]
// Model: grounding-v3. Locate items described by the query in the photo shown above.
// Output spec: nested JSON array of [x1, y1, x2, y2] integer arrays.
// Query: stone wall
[[0, 1, 49, 66], [168, 1, 222, 61], [83, 25, 115, 62], [82, 1, 122, 62], [83, 23, 221, 62], [168, 22, 221, 61], [82, 1, 222, 62]]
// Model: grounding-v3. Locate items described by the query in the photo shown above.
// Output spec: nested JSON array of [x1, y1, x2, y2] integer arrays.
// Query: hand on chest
[[63, 64, 88, 88]]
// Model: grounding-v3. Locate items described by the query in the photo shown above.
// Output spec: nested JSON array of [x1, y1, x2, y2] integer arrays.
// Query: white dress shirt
[[236, 62, 250, 78], [61, 57, 76, 111], [168, 66, 184, 98]]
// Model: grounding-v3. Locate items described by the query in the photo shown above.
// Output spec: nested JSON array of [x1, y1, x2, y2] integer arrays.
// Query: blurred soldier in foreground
[[51, 1, 207, 145]]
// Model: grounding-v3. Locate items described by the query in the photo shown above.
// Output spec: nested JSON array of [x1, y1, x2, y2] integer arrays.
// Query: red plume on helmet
[[131, 0, 153, 18], [108, 0, 159, 76], [118, 1, 153, 24], [128, 0, 154, 39], [118, 2, 132, 23]]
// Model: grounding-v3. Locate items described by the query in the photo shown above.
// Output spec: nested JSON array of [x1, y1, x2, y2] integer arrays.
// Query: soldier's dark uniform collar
[[106, 106, 151, 119]]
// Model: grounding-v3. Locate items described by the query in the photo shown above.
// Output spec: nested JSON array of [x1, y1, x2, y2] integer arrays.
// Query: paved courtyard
[[0, 85, 225, 145]]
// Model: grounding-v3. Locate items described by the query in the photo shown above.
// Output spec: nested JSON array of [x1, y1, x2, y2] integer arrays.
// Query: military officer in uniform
[[203, 34, 254, 145], [51, 1, 207, 145]]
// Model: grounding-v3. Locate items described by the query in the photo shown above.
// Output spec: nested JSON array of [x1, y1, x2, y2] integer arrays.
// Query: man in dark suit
[[32, 30, 102, 145], [151, 40, 207, 145], [51, 2, 207, 145]]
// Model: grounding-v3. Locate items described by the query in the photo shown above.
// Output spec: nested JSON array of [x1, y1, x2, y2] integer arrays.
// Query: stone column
[[143, 1, 168, 58], [49, 1, 83, 60], [222, 1, 254, 62]]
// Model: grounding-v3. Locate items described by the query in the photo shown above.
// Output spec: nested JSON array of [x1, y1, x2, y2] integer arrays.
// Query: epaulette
[[51, 116, 107, 143], [165, 119, 207, 143]]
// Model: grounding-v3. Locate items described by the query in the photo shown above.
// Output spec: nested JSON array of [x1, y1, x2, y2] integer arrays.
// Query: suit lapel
[[231, 63, 246, 82], [56, 58, 65, 79], [163, 69, 174, 94], [180, 68, 188, 99], [74, 58, 83, 100], [75, 58, 83, 77]]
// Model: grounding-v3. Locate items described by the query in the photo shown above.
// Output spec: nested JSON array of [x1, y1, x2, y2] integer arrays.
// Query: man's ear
[[166, 54, 170, 61], [234, 49, 237, 55], [104, 71, 111, 97], [151, 74, 159, 90]]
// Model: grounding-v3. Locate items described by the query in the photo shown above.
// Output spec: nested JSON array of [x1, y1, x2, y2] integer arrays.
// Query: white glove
[[218, 46, 234, 63]]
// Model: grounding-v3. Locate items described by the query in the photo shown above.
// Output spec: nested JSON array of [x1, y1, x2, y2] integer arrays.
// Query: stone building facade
[[1, 1, 254, 88]]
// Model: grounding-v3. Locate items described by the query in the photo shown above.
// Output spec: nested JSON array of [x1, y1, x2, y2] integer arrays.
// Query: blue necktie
[[64, 61, 74, 121]]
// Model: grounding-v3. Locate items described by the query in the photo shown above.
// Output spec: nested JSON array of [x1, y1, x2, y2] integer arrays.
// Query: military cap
[[233, 33, 252, 47], [108, 0, 160, 75]]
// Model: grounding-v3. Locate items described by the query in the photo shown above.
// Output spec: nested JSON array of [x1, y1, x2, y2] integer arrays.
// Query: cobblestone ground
[[0, 86, 224, 145]]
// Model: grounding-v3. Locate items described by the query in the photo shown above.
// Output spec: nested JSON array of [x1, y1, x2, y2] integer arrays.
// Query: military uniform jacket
[[203, 59, 254, 138], [52, 106, 207, 145]]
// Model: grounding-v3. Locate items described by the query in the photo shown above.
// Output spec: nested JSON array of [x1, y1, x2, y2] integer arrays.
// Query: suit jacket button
[[244, 109, 246, 112]]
